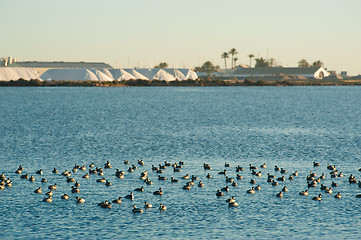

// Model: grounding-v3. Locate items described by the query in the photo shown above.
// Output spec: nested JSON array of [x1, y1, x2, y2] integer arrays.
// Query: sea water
[[0, 86, 361, 239]]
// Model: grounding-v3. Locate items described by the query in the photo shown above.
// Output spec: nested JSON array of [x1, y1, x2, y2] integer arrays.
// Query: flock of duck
[[1, 160, 361, 213]]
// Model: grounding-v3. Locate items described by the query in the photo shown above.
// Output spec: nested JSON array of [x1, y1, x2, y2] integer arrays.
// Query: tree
[[248, 54, 255, 68], [298, 59, 309, 67], [312, 60, 324, 68], [221, 52, 229, 69], [229, 48, 238, 69], [268, 58, 276, 67], [255, 57, 270, 67], [233, 57, 239, 68], [154, 62, 168, 68], [194, 61, 219, 74]]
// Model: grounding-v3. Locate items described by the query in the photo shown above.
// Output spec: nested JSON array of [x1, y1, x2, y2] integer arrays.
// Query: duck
[[158, 175, 167, 181], [61, 194, 69, 200], [226, 196, 236, 203], [206, 173, 212, 178], [5, 181, 12, 188], [144, 178, 153, 185], [274, 166, 280, 171], [218, 170, 226, 175], [123, 160, 129, 165], [236, 166, 244, 172], [280, 168, 287, 174], [128, 167, 134, 173], [292, 171, 299, 177], [34, 187, 42, 193], [299, 190, 309, 196], [173, 168, 181, 172], [182, 174, 190, 179], [247, 187, 255, 194], [71, 186, 80, 193], [42, 196, 52, 203], [356, 194, 361, 198], [105, 180, 112, 186], [327, 164, 336, 170], [29, 175, 35, 182], [276, 191, 283, 198], [96, 178, 106, 183], [250, 179, 256, 184], [20, 174, 28, 179], [331, 181, 338, 187], [282, 186, 288, 192], [232, 182, 238, 187], [178, 161, 185, 165], [144, 202, 152, 208], [216, 190, 224, 196], [338, 172, 343, 178], [236, 174, 243, 180], [225, 177, 234, 183], [255, 185, 261, 191], [260, 163, 267, 169], [221, 186, 229, 192], [67, 177, 75, 183], [198, 181, 204, 187], [312, 194, 322, 201], [183, 184, 191, 190], [135, 186, 144, 192], [36, 169, 43, 175], [132, 205, 143, 213], [313, 162, 320, 167], [72, 167, 78, 173], [320, 173, 325, 180], [225, 162, 231, 168], [159, 203, 167, 211], [46, 190, 53, 196], [48, 183, 57, 190], [15, 169, 22, 174], [125, 192, 134, 200], [76, 197, 85, 204], [80, 165, 86, 171], [171, 177, 179, 183], [82, 173, 90, 179], [151, 165, 159, 171], [308, 181, 317, 188], [112, 197, 122, 204], [41, 178, 47, 183], [98, 201, 111, 208], [203, 163, 212, 170], [271, 180, 279, 186], [288, 175, 294, 180], [153, 188, 163, 196], [52, 168, 58, 174], [334, 192, 342, 199], [325, 187, 333, 194], [249, 164, 257, 170], [229, 202, 239, 207], [104, 161, 112, 169], [74, 181, 80, 187], [0, 185, 4, 190], [156, 169, 164, 174], [320, 184, 327, 191], [164, 161, 171, 166], [89, 163, 95, 168], [277, 176, 285, 182]]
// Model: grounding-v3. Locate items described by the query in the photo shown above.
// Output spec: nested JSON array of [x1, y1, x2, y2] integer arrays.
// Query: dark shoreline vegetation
[[1, 78, 361, 87]]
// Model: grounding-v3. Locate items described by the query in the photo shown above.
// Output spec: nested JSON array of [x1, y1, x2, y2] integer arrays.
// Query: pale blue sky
[[1, 0, 361, 75]]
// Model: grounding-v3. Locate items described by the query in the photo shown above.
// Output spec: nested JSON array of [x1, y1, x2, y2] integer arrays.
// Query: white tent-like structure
[[123, 69, 149, 80], [107, 69, 135, 80], [41, 69, 99, 81], [153, 69, 176, 81], [164, 69, 186, 80], [89, 69, 113, 81], [0, 67, 40, 81]]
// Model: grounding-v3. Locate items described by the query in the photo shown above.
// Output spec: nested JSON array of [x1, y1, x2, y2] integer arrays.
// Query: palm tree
[[248, 54, 255, 68], [229, 48, 238, 69], [298, 59, 309, 67], [233, 57, 239, 68], [268, 58, 276, 67], [312, 60, 324, 68], [221, 52, 229, 69]]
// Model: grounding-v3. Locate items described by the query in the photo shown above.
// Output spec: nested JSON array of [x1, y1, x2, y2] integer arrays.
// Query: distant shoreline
[[1, 79, 361, 87]]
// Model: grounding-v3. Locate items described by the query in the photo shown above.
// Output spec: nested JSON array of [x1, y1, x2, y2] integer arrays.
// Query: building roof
[[8, 61, 113, 69], [232, 67, 322, 75]]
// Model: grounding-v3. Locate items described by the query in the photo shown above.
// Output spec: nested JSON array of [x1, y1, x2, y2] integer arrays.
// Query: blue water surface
[[0, 86, 361, 239]]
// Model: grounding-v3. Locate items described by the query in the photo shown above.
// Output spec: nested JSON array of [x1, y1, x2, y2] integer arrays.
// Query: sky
[[1, 0, 361, 75]]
